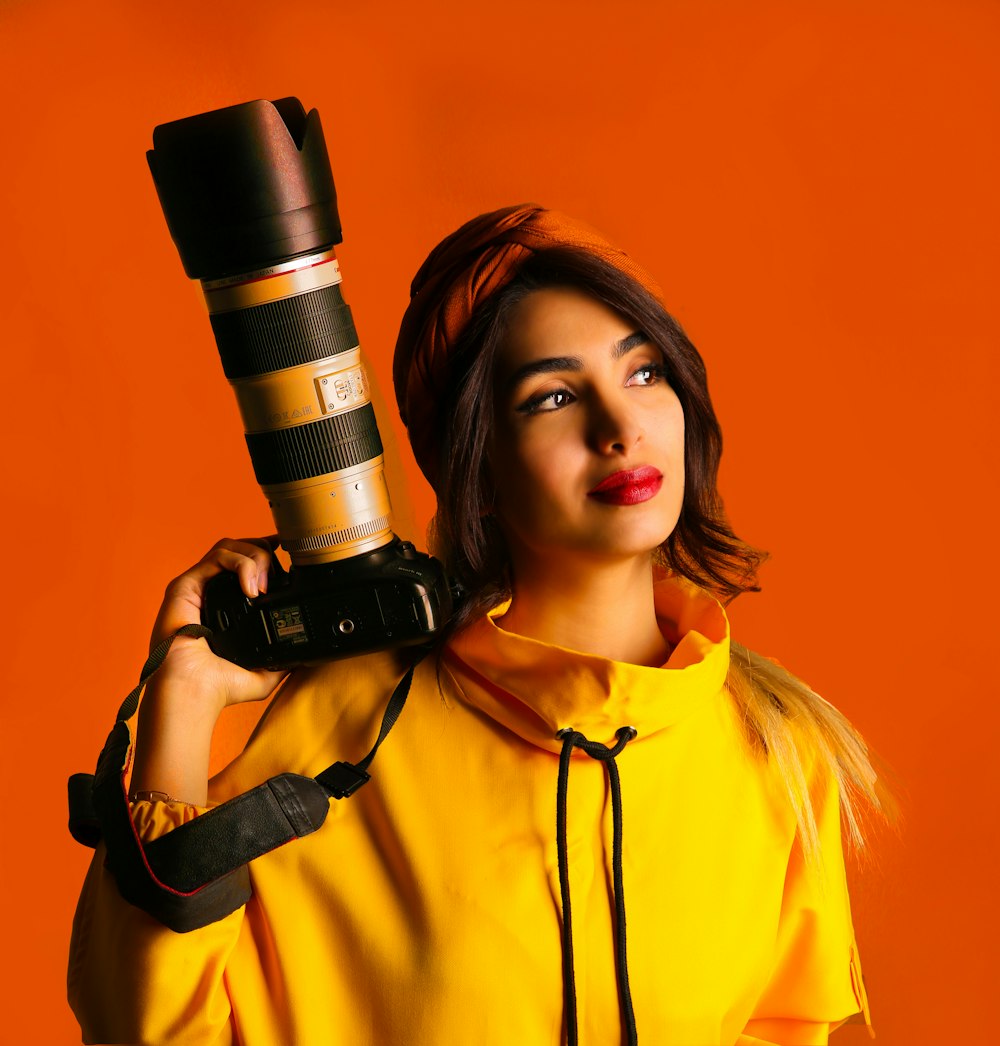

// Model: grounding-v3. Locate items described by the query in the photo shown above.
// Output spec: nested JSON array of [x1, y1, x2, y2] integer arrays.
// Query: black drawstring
[[556, 726, 638, 1046]]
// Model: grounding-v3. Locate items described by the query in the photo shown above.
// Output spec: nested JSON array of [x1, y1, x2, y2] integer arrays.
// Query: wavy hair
[[432, 247, 766, 625]]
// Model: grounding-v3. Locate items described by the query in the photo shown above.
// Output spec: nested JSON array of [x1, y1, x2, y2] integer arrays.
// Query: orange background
[[1, 1, 995, 1042]]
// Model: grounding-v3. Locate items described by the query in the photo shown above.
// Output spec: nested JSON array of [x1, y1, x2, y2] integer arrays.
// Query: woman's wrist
[[141, 659, 229, 719]]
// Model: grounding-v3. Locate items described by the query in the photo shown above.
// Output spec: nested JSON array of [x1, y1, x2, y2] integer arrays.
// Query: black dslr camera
[[147, 98, 451, 669]]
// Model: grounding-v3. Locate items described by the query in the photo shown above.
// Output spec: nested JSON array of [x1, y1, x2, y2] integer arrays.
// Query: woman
[[69, 205, 879, 1045]]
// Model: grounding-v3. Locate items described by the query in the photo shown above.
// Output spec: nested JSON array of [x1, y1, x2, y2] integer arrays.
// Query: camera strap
[[68, 624, 419, 933]]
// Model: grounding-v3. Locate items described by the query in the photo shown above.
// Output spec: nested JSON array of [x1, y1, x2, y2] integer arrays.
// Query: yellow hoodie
[[68, 579, 870, 1045]]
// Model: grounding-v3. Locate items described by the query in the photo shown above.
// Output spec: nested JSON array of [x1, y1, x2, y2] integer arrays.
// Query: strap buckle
[[316, 761, 371, 799]]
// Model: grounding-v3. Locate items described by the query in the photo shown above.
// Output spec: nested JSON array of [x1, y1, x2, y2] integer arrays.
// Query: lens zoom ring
[[246, 403, 383, 485], [212, 285, 359, 378], [286, 516, 392, 553]]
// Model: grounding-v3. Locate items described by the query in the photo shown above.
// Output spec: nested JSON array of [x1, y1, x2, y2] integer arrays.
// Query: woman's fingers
[[151, 537, 277, 647], [143, 536, 291, 709], [209, 535, 281, 595]]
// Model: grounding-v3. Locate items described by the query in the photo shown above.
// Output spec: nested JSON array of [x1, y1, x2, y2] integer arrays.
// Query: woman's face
[[489, 286, 685, 578]]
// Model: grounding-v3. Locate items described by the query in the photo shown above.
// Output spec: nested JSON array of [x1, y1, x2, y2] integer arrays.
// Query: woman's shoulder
[[208, 648, 417, 800], [283, 646, 415, 700], [725, 639, 882, 856]]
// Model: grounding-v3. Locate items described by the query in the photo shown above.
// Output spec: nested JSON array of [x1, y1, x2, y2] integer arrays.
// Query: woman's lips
[[588, 466, 664, 505]]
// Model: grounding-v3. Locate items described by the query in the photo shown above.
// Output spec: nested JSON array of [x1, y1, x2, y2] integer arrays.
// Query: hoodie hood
[[444, 577, 730, 754]]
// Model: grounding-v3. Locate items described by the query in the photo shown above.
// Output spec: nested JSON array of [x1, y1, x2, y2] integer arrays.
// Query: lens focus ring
[[211, 284, 359, 379], [246, 403, 383, 485]]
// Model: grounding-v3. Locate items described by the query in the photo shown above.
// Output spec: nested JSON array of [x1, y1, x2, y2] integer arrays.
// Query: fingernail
[[248, 577, 259, 598], [258, 572, 268, 595]]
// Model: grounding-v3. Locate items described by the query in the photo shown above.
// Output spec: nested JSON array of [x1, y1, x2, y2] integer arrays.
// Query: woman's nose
[[588, 393, 642, 455]]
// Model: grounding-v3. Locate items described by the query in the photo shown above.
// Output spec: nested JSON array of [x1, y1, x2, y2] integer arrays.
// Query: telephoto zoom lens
[[204, 249, 392, 563], [148, 97, 392, 564]]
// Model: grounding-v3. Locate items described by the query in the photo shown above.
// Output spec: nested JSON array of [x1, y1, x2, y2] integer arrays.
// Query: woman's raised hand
[[148, 537, 288, 710], [130, 538, 290, 805]]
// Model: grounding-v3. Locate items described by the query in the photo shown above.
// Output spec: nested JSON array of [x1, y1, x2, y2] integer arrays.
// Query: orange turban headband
[[392, 203, 661, 488]]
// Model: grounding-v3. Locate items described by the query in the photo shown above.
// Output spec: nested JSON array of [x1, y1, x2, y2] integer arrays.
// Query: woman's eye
[[517, 388, 575, 415], [627, 362, 668, 387]]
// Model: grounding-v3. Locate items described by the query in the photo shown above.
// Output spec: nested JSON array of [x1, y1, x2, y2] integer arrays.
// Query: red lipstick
[[588, 466, 664, 505]]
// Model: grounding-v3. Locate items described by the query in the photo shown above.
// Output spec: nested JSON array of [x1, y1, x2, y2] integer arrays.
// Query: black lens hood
[[147, 97, 342, 280]]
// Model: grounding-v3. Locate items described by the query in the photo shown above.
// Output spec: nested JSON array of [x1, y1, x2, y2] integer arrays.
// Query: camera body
[[204, 538, 450, 670]]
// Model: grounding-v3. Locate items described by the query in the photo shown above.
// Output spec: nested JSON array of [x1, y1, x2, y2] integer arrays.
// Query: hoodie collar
[[443, 577, 730, 753]]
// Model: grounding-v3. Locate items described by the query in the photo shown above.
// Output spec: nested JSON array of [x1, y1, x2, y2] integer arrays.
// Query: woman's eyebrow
[[505, 355, 582, 392], [504, 332, 649, 392], [613, 331, 649, 358]]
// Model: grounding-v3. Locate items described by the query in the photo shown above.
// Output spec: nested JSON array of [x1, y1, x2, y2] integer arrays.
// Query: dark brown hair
[[430, 246, 766, 633]]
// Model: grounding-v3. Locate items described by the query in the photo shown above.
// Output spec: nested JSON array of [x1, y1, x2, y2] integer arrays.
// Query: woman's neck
[[496, 554, 670, 667]]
